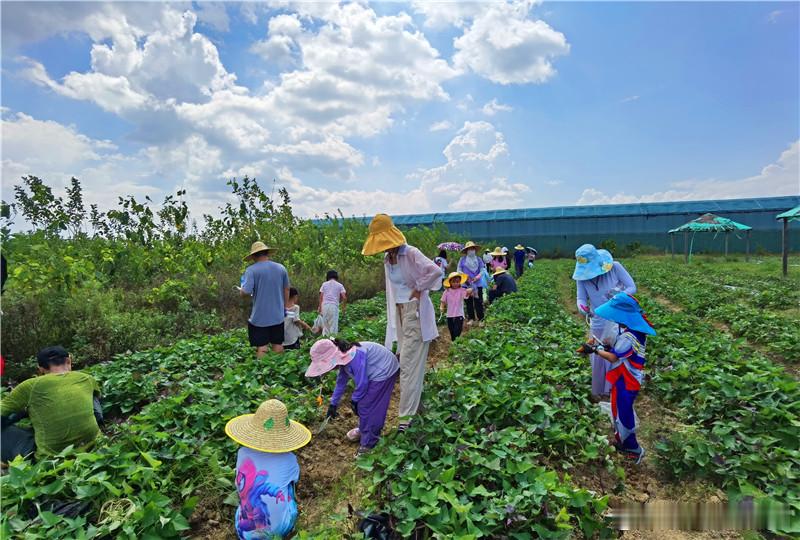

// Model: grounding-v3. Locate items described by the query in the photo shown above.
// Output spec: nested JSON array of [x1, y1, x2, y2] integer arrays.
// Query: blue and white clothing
[[606, 329, 647, 451]]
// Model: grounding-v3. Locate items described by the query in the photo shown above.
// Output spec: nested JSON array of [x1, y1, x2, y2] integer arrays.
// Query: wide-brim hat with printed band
[[244, 241, 275, 261], [595, 293, 656, 335], [443, 272, 468, 288], [492, 267, 507, 277], [225, 399, 312, 453], [490, 247, 505, 257], [514, 244, 525, 250], [362, 214, 406, 256], [305, 339, 355, 377], [572, 244, 614, 281], [460, 241, 481, 253]]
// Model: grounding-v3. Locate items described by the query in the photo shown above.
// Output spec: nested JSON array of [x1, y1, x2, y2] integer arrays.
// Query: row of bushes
[[1, 176, 448, 380]]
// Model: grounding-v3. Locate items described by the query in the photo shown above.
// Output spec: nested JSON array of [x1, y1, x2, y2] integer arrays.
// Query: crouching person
[[306, 339, 399, 456], [224, 399, 312, 539], [1, 346, 102, 463]]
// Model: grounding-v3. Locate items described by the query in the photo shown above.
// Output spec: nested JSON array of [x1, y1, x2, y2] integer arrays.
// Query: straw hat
[[490, 247, 505, 257], [460, 241, 481, 253], [362, 214, 406, 256], [514, 244, 525, 251], [305, 339, 355, 377], [443, 272, 468, 288], [492, 267, 507, 277], [244, 241, 274, 261], [225, 399, 312, 453]]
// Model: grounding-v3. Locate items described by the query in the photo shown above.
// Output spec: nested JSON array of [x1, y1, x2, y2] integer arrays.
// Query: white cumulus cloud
[[482, 98, 513, 116], [452, 1, 569, 85]]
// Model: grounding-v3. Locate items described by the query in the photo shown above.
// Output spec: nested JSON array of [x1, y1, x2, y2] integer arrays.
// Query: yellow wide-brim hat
[[514, 244, 525, 250], [490, 247, 505, 257], [492, 268, 507, 277], [244, 241, 275, 261], [362, 214, 406, 256], [443, 272, 468, 288], [225, 399, 312, 453], [460, 241, 481, 253]]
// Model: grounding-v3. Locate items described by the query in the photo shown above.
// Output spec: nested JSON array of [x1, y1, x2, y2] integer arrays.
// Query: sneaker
[[397, 422, 411, 433], [356, 446, 370, 457], [622, 447, 645, 465], [346, 427, 361, 442]]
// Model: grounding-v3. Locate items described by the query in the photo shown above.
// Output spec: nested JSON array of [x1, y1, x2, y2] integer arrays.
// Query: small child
[[580, 293, 655, 464], [284, 288, 312, 350], [439, 272, 472, 340], [318, 270, 347, 337]]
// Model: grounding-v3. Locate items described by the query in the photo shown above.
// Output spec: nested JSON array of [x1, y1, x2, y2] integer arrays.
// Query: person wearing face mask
[[457, 241, 486, 324], [362, 214, 442, 432]]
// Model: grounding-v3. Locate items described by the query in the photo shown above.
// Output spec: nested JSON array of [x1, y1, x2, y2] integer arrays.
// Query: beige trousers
[[396, 300, 430, 420]]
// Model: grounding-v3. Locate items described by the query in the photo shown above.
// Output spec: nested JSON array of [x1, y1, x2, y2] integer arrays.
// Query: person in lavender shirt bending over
[[573, 244, 637, 401], [306, 338, 399, 456]]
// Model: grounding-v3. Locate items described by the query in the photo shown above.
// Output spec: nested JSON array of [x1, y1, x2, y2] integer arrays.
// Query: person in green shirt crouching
[[1, 346, 103, 462]]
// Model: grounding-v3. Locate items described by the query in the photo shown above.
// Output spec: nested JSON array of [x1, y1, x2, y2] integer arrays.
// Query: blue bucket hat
[[595, 293, 656, 335], [572, 244, 614, 281]]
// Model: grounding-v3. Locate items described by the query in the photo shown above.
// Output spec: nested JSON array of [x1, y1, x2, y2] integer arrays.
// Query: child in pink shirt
[[439, 273, 472, 341], [318, 270, 347, 336]]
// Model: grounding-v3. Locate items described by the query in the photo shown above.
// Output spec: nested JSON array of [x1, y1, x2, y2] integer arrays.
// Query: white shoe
[[346, 427, 360, 442]]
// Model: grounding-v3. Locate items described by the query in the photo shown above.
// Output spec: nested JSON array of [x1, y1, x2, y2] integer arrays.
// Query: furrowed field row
[[552, 259, 799, 530], [600, 262, 800, 530], [625, 260, 800, 363], [89, 294, 387, 416], [356, 265, 616, 539], [1, 296, 390, 539]]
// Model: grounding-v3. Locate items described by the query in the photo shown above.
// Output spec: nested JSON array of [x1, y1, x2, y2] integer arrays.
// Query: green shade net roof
[[668, 213, 752, 234], [776, 205, 800, 222]]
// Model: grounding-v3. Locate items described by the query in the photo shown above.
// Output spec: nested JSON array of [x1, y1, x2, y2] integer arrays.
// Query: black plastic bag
[[358, 512, 393, 540]]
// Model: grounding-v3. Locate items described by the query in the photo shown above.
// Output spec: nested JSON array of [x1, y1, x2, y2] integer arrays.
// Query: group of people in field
[[0, 213, 655, 540]]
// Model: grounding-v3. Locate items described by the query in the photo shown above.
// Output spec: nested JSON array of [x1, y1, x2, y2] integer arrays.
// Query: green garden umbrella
[[668, 213, 752, 262], [776, 205, 800, 276]]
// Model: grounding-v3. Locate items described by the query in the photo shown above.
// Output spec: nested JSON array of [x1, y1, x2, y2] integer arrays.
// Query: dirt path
[[291, 322, 460, 536], [553, 270, 740, 540]]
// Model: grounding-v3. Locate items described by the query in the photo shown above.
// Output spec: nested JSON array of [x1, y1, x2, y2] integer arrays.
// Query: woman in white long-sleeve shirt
[[362, 214, 442, 431], [573, 245, 637, 400]]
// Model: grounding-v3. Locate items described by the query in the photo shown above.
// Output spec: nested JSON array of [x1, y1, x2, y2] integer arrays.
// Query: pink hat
[[305, 339, 355, 377]]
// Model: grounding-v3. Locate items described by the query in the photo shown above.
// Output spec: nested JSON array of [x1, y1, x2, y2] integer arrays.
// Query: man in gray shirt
[[239, 242, 290, 356]]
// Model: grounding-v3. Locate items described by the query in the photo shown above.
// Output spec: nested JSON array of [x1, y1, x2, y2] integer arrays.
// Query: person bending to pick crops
[[1, 346, 103, 462], [283, 288, 312, 350], [488, 268, 518, 304], [573, 245, 637, 402], [307, 338, 399, 455], [225, 399, 311, 539], [318, 270, 347, 337], [240, 241, 290, 357], [457, 241, 487, 324], [440, 272, 472, 341], [362, 214, 442, 432], [578, 293, 655, 464]]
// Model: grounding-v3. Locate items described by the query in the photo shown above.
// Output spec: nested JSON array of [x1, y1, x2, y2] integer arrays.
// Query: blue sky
[[2, 1, 798, 220]]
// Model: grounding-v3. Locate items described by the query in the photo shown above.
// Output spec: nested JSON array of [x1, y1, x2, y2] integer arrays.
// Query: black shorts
[[284, 339, 301, 350], [248, 322, 284, 347]]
